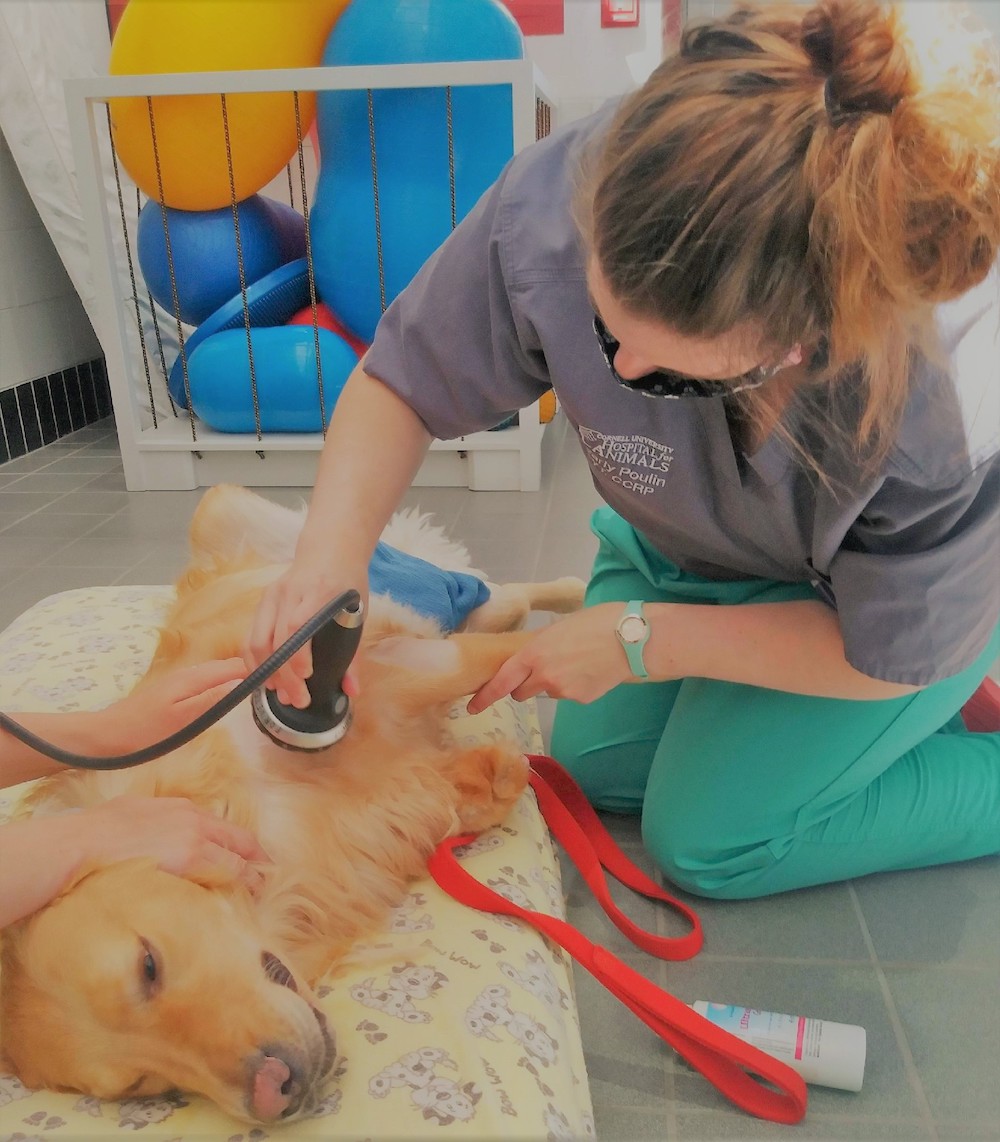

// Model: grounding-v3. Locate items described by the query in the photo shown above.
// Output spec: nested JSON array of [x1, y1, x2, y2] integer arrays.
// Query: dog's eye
[[261, 951, 297, 992], [139, 939, 161, 996]]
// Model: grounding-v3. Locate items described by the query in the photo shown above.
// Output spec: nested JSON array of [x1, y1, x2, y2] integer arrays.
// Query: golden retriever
[[0, 485, 583, 1124]]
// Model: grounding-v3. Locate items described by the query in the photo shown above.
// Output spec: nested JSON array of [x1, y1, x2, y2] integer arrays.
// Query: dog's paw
[[553, 576, 587, 613], [447, 746, 529, 834]]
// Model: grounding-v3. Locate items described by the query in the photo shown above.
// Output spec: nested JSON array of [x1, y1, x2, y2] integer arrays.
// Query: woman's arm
[[246, 364, 433, 707], [468, 598, 919, 712], [0, 795, 269, 929], [1, 709, 116, 788], [0, 658, 247, 790]]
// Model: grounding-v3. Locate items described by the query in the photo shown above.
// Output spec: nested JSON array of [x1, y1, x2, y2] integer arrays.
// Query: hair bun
[[801, 0, 912, 117]]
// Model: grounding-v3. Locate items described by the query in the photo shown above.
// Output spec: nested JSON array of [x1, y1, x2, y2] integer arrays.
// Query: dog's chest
[[222, 706, 313, 853]]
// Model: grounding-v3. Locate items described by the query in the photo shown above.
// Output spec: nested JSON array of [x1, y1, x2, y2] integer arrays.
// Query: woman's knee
[[551, 701, 659, 813], [550, 734, 646, 814], [640, 809, 784, 900]]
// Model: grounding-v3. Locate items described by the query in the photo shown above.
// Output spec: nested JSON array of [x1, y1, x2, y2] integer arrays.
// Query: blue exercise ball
[[186, 326, 358, 432], [310, 0, 524, 343], [137, 195, 306, 326]]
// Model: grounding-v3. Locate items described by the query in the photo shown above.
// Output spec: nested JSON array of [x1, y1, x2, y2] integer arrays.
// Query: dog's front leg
[[366, 630, 533, 709]]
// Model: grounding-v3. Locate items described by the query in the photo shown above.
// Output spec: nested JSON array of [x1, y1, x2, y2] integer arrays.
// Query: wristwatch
[[615, 600, 650, 679]]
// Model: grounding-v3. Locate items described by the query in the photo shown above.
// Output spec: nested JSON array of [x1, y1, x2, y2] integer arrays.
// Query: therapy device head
[[251, 593, 364, 752]]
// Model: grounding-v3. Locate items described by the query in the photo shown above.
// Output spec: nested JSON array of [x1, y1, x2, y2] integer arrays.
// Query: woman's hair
[[578, 0, 1000, 475]]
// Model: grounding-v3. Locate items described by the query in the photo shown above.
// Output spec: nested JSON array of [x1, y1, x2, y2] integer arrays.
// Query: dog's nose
[[249, 1053, 305, 1121]]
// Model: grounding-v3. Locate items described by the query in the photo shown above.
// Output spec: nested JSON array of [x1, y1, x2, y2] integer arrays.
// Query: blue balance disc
[[168, 259, 313, 409]]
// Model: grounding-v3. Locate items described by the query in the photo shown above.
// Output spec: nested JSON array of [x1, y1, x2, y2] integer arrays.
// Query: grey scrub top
[[363, 108, 1000, 687]]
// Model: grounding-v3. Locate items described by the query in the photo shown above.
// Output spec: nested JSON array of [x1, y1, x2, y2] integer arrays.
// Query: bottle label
[[699, 1003, 820, 1061]]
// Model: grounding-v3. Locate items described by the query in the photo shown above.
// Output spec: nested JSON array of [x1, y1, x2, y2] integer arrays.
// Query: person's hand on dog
[[0, 795, 271, 928], [467, 604, 636, 713], [79, 795, 270, 891], [245, 558, 368, 709]]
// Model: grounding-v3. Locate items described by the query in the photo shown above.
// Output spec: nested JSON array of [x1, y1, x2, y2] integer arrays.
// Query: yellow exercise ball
[[109, 0, 349, 211]]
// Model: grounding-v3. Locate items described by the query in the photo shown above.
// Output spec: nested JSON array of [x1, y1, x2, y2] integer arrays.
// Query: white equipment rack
[[66, 60, 556, 491]]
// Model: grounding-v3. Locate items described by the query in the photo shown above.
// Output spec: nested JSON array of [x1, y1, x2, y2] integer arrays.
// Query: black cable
[[0, 590, 360, 771]]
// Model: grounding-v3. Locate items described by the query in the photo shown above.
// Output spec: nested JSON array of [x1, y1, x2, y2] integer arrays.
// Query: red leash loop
[[429, 753, 808, 1125]]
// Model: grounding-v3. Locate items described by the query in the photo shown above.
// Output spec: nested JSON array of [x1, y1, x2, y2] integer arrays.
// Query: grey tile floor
[[1, 415, 998, 1142]]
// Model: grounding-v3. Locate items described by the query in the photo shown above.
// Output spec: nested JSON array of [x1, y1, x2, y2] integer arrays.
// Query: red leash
[[429, 753, 808, 1125]]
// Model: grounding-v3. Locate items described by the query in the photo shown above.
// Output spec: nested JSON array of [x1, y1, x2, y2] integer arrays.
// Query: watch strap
[[617, 600, 650, 679]]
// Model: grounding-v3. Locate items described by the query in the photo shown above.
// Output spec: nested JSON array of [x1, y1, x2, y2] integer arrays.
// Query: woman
[[247, 0, 999, 898], [1, 659, 268, 928]]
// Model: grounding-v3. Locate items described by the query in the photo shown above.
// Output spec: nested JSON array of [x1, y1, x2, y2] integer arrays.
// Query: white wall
[[523, 0, 999, 127], [523, 0, 667, 123], [0, 132, 100, 393]]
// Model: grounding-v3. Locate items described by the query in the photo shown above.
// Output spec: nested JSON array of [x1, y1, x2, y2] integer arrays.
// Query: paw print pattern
[[0, 1076, 32, 1108], [19, 1114, 66, 1132], [116, 1092, 188, 1129], [471, 928, 506, 954], [356, 1019, 388, 1044]]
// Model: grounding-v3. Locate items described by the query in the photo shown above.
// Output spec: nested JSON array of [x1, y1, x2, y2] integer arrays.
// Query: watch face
[[619, 615, 646, 644]]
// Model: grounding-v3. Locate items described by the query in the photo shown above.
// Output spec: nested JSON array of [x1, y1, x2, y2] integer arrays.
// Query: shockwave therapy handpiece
[[251, 591, 364, 752]]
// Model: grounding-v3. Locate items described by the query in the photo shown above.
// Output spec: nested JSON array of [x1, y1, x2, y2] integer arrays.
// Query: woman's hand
[[242, 368, 433, 709], [467, 604, 633, 713], [74, 795, 271, 892], [245, 558, 369, 709], [102, 658, 248, 754], [1, 795, 272, 927], [1, 658, 250, 789], [469, 597, 925, 711]]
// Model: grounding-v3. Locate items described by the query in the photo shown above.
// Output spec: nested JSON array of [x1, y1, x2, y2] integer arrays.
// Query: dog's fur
[[0, 485, 583, 1124]]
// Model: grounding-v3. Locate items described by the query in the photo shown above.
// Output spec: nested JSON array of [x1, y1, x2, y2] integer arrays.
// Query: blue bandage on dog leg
[[369, 543, 491, 632]]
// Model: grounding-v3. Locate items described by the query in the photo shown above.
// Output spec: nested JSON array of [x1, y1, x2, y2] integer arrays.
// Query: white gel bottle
[[691, 1001, 867, 1092]]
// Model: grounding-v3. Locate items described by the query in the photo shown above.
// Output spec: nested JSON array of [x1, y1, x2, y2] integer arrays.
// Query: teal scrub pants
[[550, 508, 1000, 899]]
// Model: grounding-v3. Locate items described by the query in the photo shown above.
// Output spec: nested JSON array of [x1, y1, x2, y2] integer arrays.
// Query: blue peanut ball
[[186, 326, 358, 433], [137, 195, 305, 326], [310, 0, 524, 343]]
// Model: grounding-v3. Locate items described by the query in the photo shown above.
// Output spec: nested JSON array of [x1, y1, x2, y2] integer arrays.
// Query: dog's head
[[0, 859, 335, 1124]]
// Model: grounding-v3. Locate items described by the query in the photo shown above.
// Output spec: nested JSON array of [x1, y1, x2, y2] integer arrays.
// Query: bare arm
[[246, 364, 432, 706], [1, 711, 111, 789], [468, 598, 918, 712], [0, 658, 247, 790], [0, 796, 269, 929], [644, 599, 918, 699]]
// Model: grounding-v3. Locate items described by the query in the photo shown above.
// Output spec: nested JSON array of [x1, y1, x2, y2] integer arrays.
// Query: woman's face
[[586, 261, 801, 385]]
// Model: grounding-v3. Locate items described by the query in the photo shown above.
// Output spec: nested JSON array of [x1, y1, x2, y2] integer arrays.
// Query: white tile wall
[[0, 132, 100, 394]]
